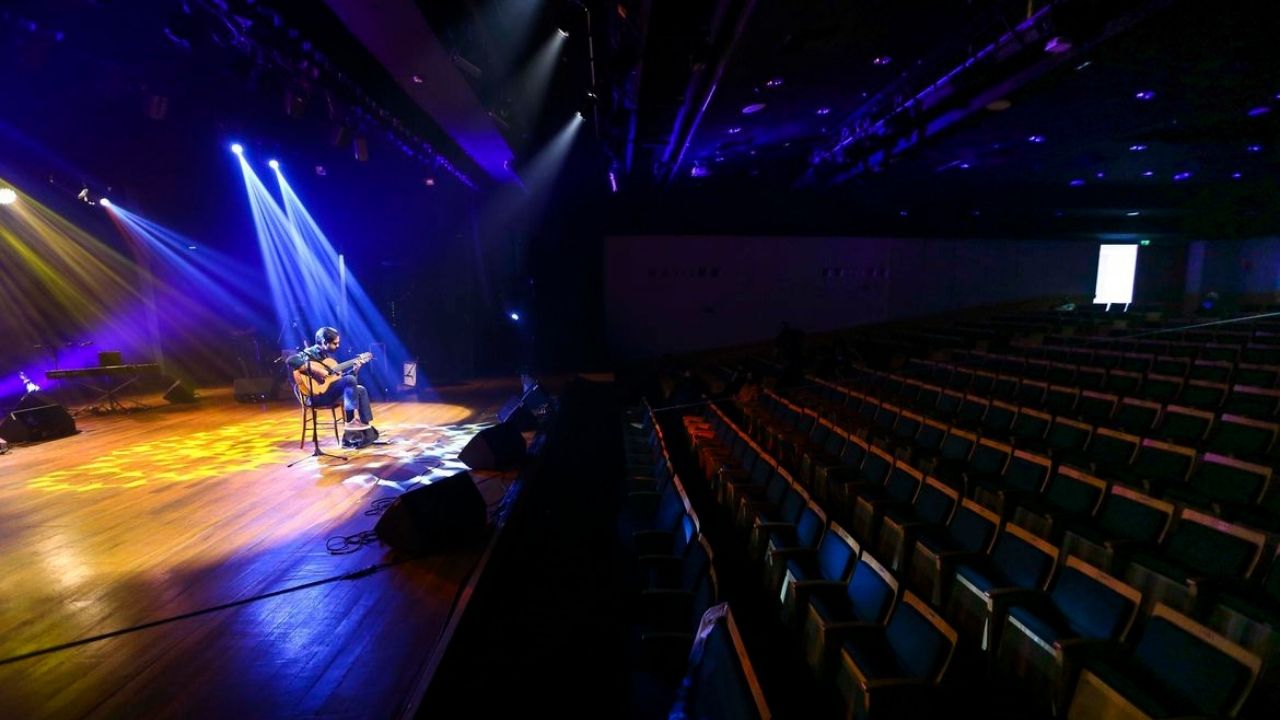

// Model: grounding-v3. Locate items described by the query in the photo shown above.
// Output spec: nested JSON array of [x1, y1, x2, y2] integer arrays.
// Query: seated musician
[[286, 327, 374, 430]]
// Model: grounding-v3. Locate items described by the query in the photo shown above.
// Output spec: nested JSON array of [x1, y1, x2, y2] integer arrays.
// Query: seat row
[[619, 404, 769, 719], [788, 375, 1280, 532], [910, 353, 1280, 423], [708, 392, 1276, 718]]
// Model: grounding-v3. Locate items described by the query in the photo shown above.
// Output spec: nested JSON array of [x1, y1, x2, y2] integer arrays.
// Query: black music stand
[[288, 351, 347, 467]]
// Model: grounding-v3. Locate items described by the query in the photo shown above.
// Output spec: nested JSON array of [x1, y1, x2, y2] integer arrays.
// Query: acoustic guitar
[[293, 352, 373, 397]]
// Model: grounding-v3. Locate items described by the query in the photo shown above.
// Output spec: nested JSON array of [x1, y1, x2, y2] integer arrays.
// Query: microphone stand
[[288, 349, 347, 466]]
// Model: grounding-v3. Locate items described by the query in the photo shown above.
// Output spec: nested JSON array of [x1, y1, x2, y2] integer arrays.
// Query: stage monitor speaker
[[233, 377, 277, 403], [163, 380, 198, 404], [374, 471, 487, 553], [0, 393, 77, 444], [497, 396, 537, 431], [458, 422, 526, 470]]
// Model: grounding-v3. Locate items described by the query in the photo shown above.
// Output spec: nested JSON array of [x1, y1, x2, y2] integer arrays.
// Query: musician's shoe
[[346, 419, 370, 431]]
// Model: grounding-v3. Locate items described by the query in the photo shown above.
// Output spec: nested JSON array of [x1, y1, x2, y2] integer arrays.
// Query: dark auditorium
[[4, 1, 1280, 718]]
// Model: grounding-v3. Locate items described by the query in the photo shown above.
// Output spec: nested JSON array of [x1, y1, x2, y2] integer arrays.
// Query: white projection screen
[[1094, 244, 1139, 305]]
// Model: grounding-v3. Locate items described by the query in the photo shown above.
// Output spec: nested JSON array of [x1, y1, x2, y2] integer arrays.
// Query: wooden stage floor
[[0, 380, 520, 719]]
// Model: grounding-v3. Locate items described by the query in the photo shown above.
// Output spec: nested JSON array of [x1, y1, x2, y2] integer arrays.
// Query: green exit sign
[[1139, 239, 1151, 246]]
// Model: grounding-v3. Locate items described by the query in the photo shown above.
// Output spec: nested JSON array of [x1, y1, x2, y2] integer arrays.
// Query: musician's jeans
[[315, 375, 372, 424]]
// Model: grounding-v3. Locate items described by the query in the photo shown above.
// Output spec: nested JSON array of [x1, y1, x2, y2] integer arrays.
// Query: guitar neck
[[329, 354, 369, 374]]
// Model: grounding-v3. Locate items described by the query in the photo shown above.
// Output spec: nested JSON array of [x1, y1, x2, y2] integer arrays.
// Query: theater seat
[[906, 498, 1001, 606], [995, 555, 1142, 716], [801, 552, 899, 683], [1059, 485, 1174, 574], [874, 474, 959, 572], [778, 522, 860, 627], [1206, 546, 1280, 718], [833, 591, 959, 720], [1121, 508, 1267, 616], [1067, 603, 1261, 719], [761, 499, 827, 592], [945, 522, 1059, 652], [1008, 465, 1107, 542], [665, 603, 771, 720]]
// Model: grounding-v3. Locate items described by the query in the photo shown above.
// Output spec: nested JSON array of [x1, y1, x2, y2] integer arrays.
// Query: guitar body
[[293, 352, 373, 397]]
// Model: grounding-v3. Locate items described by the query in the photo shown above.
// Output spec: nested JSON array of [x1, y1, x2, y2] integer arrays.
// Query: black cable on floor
[[0, 559, 404, 667]]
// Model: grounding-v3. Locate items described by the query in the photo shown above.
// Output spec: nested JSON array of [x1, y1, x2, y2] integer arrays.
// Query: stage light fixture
[[1043, 36, 1072, 53], [268, 159, 280, 170], [509, 312, 521, 321], [231, 143, 244, 155], [0, 187, 16, 205], [100, 197, 112, 207], [557, 28, 569, 38]]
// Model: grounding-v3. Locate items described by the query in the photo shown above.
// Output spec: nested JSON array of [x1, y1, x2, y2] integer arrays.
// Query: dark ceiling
[[3, 0, 1278, 239], [591, 0, 1280, 237]]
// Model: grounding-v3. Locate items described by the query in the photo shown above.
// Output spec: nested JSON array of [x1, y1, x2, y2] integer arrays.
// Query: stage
[[0, 380, 521, 718]]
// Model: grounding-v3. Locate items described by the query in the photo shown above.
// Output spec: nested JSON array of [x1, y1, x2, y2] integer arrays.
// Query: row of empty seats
[[791, 374, 1280, 534], [712, 385, 1275, 718], [901, 356, 1280, 467], [619, 403, 770, 719]]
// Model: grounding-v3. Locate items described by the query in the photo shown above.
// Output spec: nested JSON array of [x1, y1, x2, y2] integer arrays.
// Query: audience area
[[619, 301, 1280, 719]]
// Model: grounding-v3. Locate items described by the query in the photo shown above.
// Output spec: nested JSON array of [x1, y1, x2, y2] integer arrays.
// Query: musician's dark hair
[[315, 326, 340, 345]]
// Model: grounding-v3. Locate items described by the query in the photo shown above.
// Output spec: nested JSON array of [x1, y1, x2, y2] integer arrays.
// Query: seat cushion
[[1007, 603, 1073, 647], [809, 592, 854, 625], [841, 634, 904, 681], [955, 562, 1008, 596], [786, 555, 821, 584], [1084, 658, 1181, 717]]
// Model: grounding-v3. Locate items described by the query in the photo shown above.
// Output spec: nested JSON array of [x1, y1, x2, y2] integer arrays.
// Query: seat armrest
[[822, 621, 885, 642], [1055, 637, 1120, 660], [985, 587, 1046, 615], [768, 547, 817, 563], [986, 587, 1045, 603], [798, 580, 849, 606], [753, 520, 797, 534]]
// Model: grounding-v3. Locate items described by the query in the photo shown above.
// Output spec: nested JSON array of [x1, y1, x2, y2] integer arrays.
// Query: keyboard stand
[[70, 374, 150, 416]]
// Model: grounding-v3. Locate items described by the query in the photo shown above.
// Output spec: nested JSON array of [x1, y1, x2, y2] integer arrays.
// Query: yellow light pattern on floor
[[27, 416, 302, 491]]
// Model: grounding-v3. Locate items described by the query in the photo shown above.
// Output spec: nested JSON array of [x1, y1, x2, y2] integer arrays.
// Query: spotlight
[[100, 197, 112, 208], [268, 159, 280, 170], [509, 312, 521, 321], [231, 143, 244, 155], [557, 28, 569, 38], [0, 188, 16, 205], [575, 111, 584, 121]]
